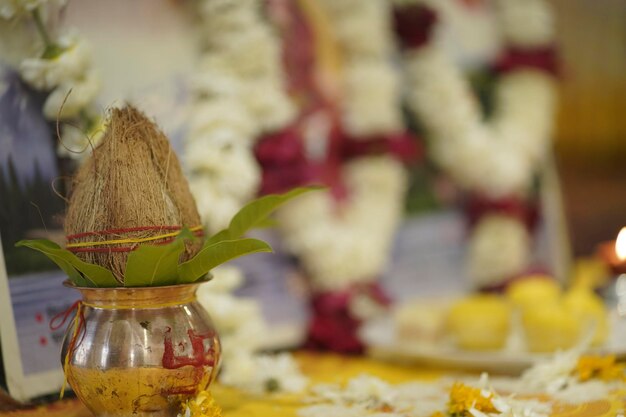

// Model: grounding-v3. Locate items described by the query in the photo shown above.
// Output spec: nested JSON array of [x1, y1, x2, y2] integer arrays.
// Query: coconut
[[64, 105, 203, 283]]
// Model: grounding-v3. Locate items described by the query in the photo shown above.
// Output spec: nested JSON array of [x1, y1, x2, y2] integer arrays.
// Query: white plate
[[361, 313, 626, 375]]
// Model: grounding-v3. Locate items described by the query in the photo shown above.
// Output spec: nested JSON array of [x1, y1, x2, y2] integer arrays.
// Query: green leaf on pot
[[15, 239, 118, 287], [178, 238, 272, 284], [124, 228, 196, 287], [207, 186, 321, 245], [124, 239, 185, 287]]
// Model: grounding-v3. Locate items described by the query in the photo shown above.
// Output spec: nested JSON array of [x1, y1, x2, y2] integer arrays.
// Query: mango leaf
[[178, 238, 272, 284], [206, 186, 320, 245], [124, 239, 184, 287], [16, 239, 119, 287], [124, 228, 198, 287]]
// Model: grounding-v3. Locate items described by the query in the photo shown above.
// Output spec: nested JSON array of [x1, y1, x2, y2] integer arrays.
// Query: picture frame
[[0, 70, 79, 401]]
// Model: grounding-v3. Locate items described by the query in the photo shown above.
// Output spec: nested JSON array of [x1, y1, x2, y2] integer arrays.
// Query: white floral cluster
[[277, 156, 408, 291], [493, 348, 619, 405], [196, 266, 308, 394], [467, 215, 531, 289], [1, 0, 102, 159], [402, 0, 557, 287], [317, 0, 403, 138], [186, 0, 295, 234], [405, 45, 557, 198], [299, 373, 551, 417]]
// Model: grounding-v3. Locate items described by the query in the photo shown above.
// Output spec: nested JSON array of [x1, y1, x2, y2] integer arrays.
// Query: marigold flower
[[576, 355, 625, 382], [448, 382, 498, 417]]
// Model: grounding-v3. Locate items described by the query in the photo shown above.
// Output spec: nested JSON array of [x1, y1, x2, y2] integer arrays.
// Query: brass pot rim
[[62, 274, 213, 291], [63, 275, 213, 308]]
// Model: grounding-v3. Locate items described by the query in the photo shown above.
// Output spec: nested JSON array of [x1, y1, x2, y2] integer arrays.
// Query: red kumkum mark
[[162, 328, 216, 370]]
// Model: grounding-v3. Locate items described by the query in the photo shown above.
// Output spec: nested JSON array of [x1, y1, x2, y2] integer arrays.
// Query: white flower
[[198, 0, 259, 36], [0, 16, 41, 66], [496, 0, 554, 48], [198, 265, 244, 294], [467, 215, 531, 289], [221, 352, 308, 394], [341, 60, 403, 137], [196, 266, 270, 376], [0, 0, 58, 19], [204, 25, 282, 79], [189, 179, 242, 233], [318, 0, 394, 59], [241, 79, 296, 134], [277, 156, 407, 291], [42, 69, 100, 120], [20, 36, 91, 90], [187, 98, 256, 143], [185, 140, 260, 201]]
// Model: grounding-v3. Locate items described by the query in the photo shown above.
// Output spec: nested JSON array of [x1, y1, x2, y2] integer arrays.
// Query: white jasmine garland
[[317, 0, 402, 138], [277, 156, 407, 291], [187, 0, 294, 235], [189, 0, 409, 297], [402, 0, 557, 287], [341, 60, 403, 137]]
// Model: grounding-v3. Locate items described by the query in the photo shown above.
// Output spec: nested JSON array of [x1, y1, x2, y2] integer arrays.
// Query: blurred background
[[550, 0, 626, 256]]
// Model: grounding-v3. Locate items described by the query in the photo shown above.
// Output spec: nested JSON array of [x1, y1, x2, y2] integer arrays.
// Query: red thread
[[50, 300, 87, 362], [50, 300, 81, 331]]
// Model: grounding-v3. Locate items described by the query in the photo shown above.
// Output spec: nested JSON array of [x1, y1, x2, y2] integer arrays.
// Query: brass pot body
[[62, 282, 220, 417]]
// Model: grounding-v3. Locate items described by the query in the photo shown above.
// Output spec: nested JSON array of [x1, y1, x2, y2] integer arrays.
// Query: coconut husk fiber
[[65, 105, 203, 284]]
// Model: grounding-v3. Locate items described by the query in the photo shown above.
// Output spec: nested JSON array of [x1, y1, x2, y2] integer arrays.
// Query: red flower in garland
[[393, 4, 438, 50], [305, 283, 391, 354]]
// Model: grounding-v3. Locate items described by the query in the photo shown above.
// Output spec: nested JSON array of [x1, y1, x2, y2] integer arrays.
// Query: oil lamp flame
[[616, 227, 626, 261]]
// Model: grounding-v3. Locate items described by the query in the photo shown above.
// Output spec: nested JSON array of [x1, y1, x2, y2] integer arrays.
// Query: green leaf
[[124, 239, 185, 287], [178, 238, 272, 284], [15, 239, 119, 287], [124, 228, 199, 287], [206, 186, 321, 245]]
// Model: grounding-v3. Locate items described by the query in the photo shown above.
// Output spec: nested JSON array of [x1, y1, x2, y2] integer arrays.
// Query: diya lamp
[[598, 227, 626, 275], [597, 227, 626, 314]]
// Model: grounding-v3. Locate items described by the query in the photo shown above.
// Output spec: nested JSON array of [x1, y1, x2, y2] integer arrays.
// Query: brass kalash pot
[[61, 280, 220, 417]]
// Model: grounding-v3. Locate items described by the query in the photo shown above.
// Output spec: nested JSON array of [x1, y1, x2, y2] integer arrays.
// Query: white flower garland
[[186, 0, 295, 234], [401, 0, 558, 287], [187, 0, 408, 291], [1, 2, 102, 159], [278, 155, 407, 292], [188, 0, 409, 385], [275, 0, 408, 292]]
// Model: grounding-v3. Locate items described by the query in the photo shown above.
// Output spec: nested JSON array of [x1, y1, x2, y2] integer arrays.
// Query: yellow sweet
[[506, 276, 561, 310], [394, 301, 447, 344], [522, 302, 581, 352], [563, 288, 608, 347], [447, 295, 511, 350]]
